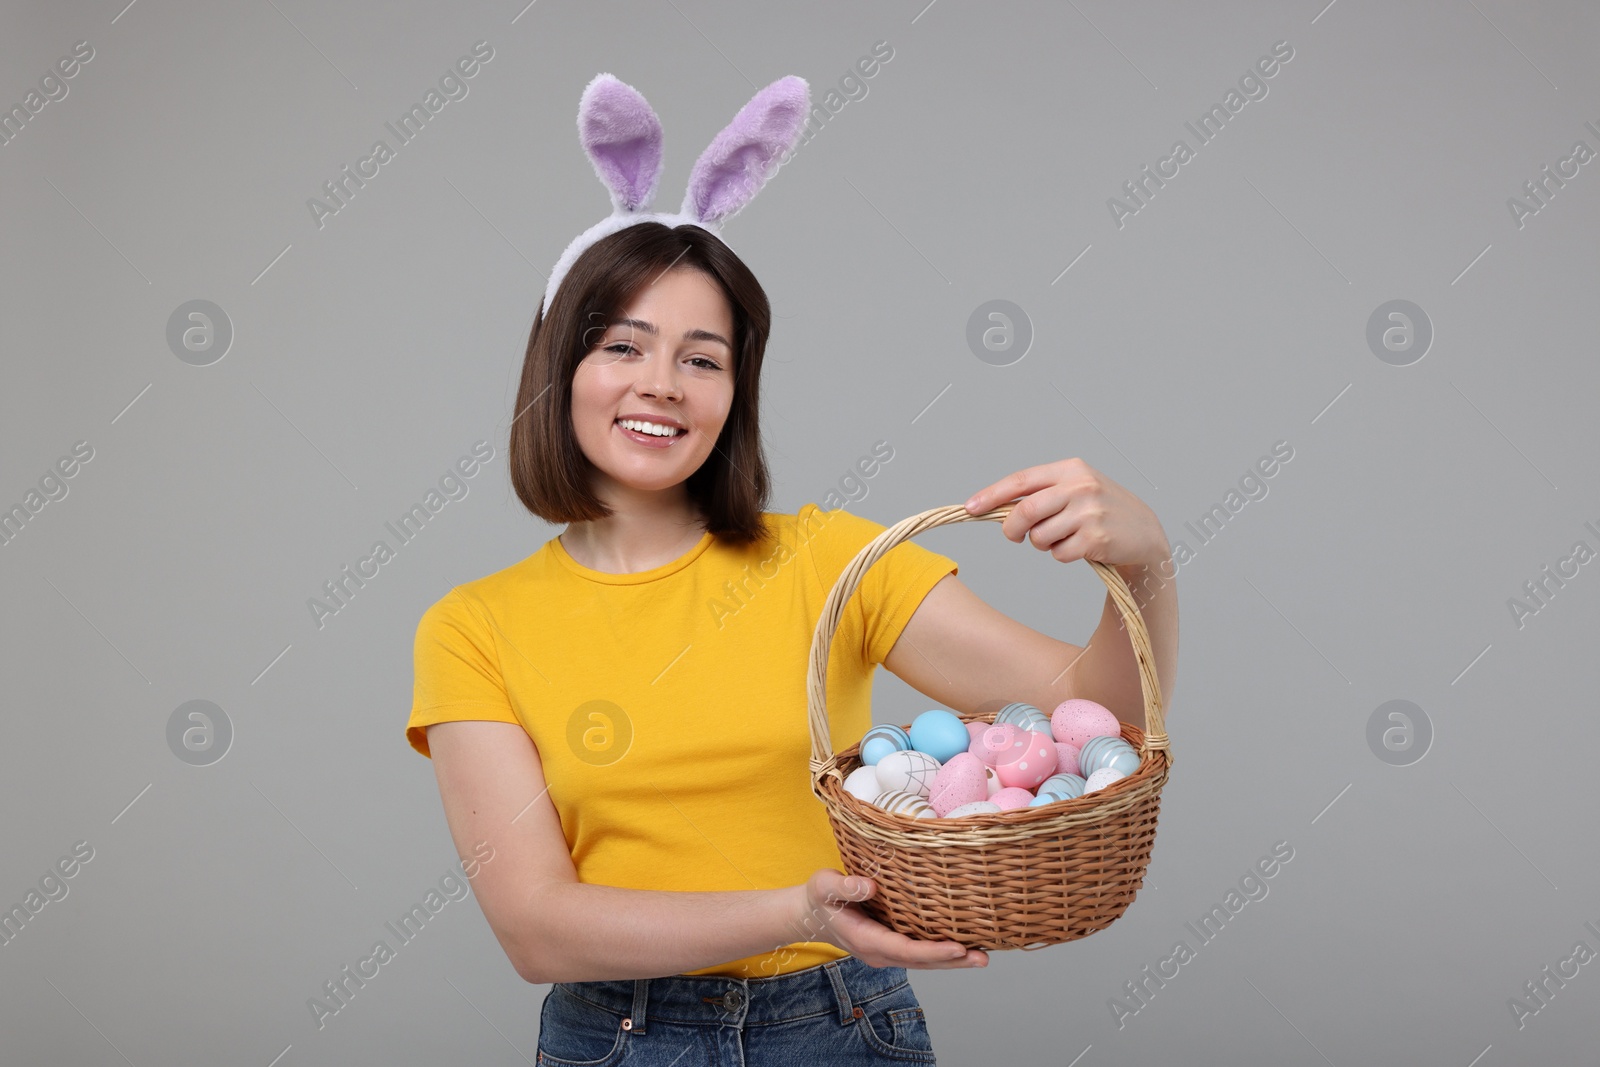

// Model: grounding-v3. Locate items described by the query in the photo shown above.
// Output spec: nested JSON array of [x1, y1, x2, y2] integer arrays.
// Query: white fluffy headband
[[540, 72, 812, 318]]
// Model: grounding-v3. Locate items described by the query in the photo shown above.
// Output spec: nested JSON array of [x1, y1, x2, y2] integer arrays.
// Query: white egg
[[875, 749, 942, 798], [943, 800, 1002, 818], [1083, 767, 1126, 794], [844, 765, 882, 803]]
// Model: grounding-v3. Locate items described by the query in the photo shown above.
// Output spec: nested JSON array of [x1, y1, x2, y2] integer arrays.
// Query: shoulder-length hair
[[509, 222, 773, 546]]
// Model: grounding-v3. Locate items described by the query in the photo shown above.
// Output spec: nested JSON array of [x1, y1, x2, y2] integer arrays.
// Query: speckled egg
[[991, 787, 1035, 810], [1051, 699, 1122, 749], [1083, 767, 1127, 794], [928, 752, 988, 817], [1053, 742, 1082, 778], [874, 749, 942, 798], [859, 723, 911, 766], [872, 789, 937, 819], [909, 710, 971, 763], [1079, 735, 1140, 778], [943, 800, 1002, 818]]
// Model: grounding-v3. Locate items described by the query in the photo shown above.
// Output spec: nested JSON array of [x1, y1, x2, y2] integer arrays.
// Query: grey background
[[3, 0, 1597, 1063]]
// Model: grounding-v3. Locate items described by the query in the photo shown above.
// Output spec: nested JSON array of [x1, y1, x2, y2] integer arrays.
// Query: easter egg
[[1083, 767, 1126, 794], [1037, 773, 1087, 800], [859, 723, 911, 766], [928, 752, 988, 817], [943, 800, 1002, 819], [875, 749, 941, 798], [985, 725, 1059, 790], [983, 765, 1002, 798], [995, 702, 1052, 734], [1028, 792, 1061, 808], [843, 765, 882, 803], [975, 722, 1024, 765], [909, 710, 970, 763], [1053, 742, 1082, 778], [1051, 699, 1122, 749], [991, 787, 1035, 810], [1079, 735, 1140, 777], [873, 789, 937, 819]]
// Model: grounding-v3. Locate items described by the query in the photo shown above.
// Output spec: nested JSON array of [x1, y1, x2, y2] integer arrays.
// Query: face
[[570, 266, 737, 502]]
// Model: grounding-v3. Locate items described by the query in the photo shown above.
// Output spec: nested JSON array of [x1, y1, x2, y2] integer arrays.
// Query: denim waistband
[[552, 955, 910, 1033]]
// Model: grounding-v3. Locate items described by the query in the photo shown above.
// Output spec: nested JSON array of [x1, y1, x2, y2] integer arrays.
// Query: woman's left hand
[[963, 458, 1169, 567]]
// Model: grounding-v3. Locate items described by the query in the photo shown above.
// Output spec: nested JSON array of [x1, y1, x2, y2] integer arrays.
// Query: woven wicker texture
[[806, 503, 1172, 950]]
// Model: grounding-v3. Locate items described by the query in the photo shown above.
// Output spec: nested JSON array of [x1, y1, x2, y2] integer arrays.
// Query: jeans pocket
[[854, 985, 937, 1063], [536, 987, 629, 1067]]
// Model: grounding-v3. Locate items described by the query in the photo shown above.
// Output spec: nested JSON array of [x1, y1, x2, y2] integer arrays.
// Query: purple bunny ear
[[578, 73, 665, 213], [681, 75, 810, 226]]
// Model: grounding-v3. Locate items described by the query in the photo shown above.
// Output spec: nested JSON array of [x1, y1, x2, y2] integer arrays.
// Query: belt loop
[[822, 959, 855, 1025], [627, 978, 649, 1034]]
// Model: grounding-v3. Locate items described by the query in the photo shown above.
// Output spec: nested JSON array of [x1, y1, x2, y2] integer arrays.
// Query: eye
[[689, 356, 723, 370], [602, 342, 636, 356]]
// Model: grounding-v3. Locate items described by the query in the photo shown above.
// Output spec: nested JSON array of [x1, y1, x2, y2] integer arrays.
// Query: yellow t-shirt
[[406, 503, 958, 979]]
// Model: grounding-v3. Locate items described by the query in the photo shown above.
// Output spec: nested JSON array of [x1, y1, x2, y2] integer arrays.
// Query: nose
[[635, 352, 683, 402]]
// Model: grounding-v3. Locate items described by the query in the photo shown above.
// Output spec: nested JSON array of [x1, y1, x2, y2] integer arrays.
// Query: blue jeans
[[535, 955, 938, 1065]]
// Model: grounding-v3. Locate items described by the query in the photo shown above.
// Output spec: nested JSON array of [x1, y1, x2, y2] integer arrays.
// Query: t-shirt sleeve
[[799, 503, 959, 668], [406, 587, 520, 759]]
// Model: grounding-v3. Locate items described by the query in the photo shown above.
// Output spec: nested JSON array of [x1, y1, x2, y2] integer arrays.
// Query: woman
[[405, 218, 1178, 1064]]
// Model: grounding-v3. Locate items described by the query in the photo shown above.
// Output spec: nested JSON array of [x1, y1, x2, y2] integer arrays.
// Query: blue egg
[[1028, 792, 1058, 808], [908, 709, 970, 763], [996, 702, 1052, 734], [859, 723, 911, 766], [1080, 736, 1140, 777], [1037, 773, 1087, 800]]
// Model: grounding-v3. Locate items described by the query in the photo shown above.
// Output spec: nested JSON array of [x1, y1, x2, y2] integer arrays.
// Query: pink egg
[[991, 787, 1035, 810], [976, 723, 1025, 765], [966, 721, 987, 746], [1053, 742, 1081, 778], [1051, 698, 1122, 749], [928, 752, 988, 817], [991, 727, 1059, 790]]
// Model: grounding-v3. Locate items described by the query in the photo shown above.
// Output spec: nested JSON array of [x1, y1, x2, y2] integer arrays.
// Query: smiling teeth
[[617, 418, 684, 437]]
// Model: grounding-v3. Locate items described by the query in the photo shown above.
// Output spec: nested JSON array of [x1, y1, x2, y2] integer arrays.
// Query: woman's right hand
[[794, 869, 989, 970]]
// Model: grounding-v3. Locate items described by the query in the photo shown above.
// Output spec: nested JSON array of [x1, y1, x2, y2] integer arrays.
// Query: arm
[[425, 719, 805, 984], [886, 454, 1180, 733]]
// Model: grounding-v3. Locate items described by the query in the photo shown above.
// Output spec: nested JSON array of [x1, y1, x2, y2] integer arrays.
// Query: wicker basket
[[806, 502, 1172, 951]]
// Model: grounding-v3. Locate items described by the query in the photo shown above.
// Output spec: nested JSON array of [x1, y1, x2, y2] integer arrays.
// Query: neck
[[559, 488, 707, 574]]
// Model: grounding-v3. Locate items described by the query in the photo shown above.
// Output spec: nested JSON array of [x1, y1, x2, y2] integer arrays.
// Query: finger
[[1001, 484, 1076, 546], [964, 463, 1061, 515]]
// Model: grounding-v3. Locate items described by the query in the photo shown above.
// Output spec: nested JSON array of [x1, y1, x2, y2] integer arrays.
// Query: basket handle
[[805, 502, 1169, 781]]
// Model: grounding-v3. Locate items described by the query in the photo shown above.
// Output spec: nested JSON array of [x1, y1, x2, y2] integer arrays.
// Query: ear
[[577, 73, 665, 214], [681, 75, 810, 226]]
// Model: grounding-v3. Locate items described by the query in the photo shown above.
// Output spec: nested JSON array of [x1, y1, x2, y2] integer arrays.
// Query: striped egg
[[995, 702, 1052, 734], [1083, 767, 1126, 794], [1037, 773, 1087, 800], [873, 789, 937, 819], [859, 723, 911, 766], [1078, 735, 1140, 778]]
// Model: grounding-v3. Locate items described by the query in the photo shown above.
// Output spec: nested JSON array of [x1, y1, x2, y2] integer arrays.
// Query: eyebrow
[[608, 317, 732, 351]]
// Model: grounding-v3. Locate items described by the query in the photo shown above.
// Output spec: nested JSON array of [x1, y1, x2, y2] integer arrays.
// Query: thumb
[[842, 873, 876, 899]]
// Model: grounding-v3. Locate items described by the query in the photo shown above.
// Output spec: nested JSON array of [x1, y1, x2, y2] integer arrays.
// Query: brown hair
[[509, 222, 773, 546]]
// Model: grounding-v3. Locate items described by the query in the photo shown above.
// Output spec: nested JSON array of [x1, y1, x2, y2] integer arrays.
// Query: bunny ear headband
[[540, 72, 812, 317]]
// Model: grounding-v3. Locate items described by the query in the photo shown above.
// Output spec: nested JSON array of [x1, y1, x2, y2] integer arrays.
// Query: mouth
[[614, 418, 688, 447]]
